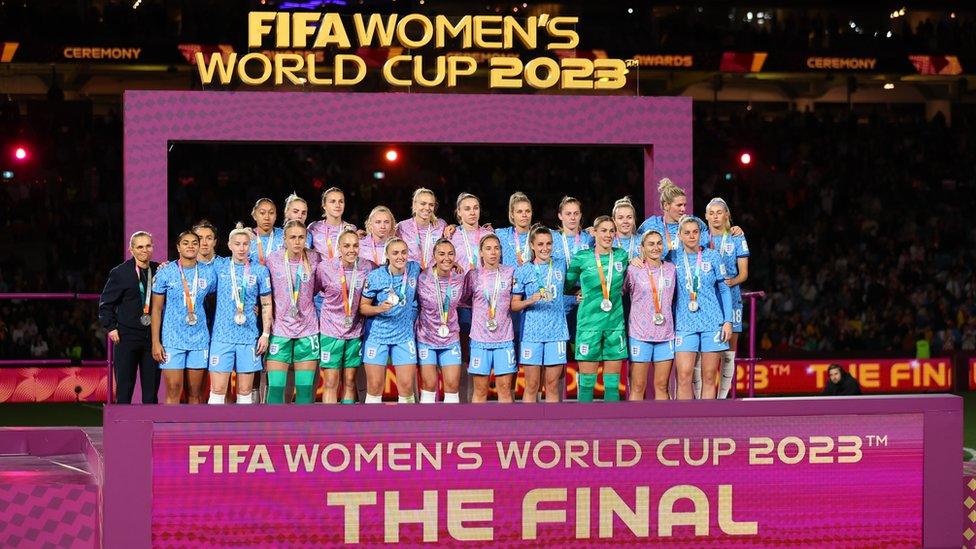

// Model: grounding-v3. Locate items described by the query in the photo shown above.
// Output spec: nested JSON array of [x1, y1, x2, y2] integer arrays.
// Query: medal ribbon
[[432, 268, 452, 327], [560, 230, 572, 268], [484, 269, 501, 321], [256, 231, 276, 265], [461, 227, 479, 268], [646, 260, 663, 315], [178, 262, 199, 315], [135, 264, 152, 315], [286, 250, 307, 310], [594, 249, 613, 304], [682, 249, 702, 302], [388, 266, 408, 303], [230, 259, 250, 314], [340, 260, 359, 319], [536, 260, 553, 295], [513, 230, 529, 265], [416, 221, 433, 269]]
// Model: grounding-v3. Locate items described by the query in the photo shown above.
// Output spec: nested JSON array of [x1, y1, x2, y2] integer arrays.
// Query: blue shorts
[[628, 337, 675, 363], [160, 348, 208, 370], [469, 343, 517, 376], [208, 341, 262, 373], [363, 339, 417, 366], [418, 342, 463, 367], [519, 341, 567, 366], [732, 301, 744, 333], [674, 330, 730, 353]]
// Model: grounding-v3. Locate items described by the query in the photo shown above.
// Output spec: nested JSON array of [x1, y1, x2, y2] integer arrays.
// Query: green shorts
[[267, 334, 320, 363], [319, 335, 362, 369], [575, 330, 627, 361]]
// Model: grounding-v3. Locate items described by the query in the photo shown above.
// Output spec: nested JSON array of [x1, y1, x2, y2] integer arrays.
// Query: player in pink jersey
[[282, 192, 314, 249], [623, 230, 677, 400], [450, 193, 494, 273], [396, 187, 446, 270], [309, 187, 358, 260], [360, 205, 396, 265], [416, 240, 469, 403], [465, 234, 517, 403], [265, 220, 323, 404], [315, 230, 373, 404]]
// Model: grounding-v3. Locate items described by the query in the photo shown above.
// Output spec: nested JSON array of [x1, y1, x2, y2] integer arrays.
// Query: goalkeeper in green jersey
[[564, 215, 629, 402]]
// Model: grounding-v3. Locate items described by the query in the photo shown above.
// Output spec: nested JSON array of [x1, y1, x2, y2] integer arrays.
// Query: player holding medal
[[636, 178, 711, 260], [416, 240, 469, 403], [673, 215, 733, 400], [360, 238, 422, 404], [360, 206, 396, 265], [309, 187, 357, 259], [151, 230, 217, 404], [623, 230, 676, 400], [465, 234, 517, 403], [249, 198, 284, 266], [265, 220, 323, 404], [207, 223, 272, 404], [497, 192, 534, 267], [611, 197, 641, 260], [565, 216, 628, 402], [396, 188, 446, 270], [316, 230, 373, 404], [513, 225, 569, 403], [704, 198, 749, 399]]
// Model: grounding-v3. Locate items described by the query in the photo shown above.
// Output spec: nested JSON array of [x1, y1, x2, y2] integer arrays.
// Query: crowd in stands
[[2, 98, 975, 360]]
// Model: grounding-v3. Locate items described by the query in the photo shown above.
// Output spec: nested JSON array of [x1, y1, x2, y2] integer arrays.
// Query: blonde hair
[[227, 222, 252, 242], [365, 205, 396, 237], [411, 187, 438, 219], [455, 192, 480, 223], [283, 219, 307, 233], [507, 192, 532, 225], [706, 197, 733, 232], [478, 233, 501, 250], [612, 196, 636, 218], [128, 230, 153, 249], [678, 215, 700, 231], [658, 178, 686, 211], [383, 236, 408, 264], [284, 191, 307, 211], [558, 196, 581, 213], [592, 215, 615, 231]]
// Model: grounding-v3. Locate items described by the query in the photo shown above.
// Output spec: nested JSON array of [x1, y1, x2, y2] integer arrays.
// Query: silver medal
[[486, 319, 498, 332], [688, 301, 699, 313], [343, 316, 353, 329], [438, 324, 450, 338], [234, 312, 247, 325], [186, 313, 197, 325], [548, 285, 558, 301], [289, 305, 299, 317], [653, 312, 665, 326], [600, 298, 612, 312], [386, 293, 400, 306], [140, 314, 151, 326]]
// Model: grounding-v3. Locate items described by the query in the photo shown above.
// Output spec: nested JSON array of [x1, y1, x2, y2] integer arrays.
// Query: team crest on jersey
[[554, 271, 563, 281], [702, 262, 712, 273], [724, 243, 734, 254], [614, 261, 623, 273], [321, 351, 331, 362], [418, 348, 429, 360], [210, 355, 220, 366], [472, 357, 481, 368], [300, 272, 310, 282], [365, 347, 377, 359], [198, 279, 208, 289], [674, 336, 683, 347], [522, 348, 532, 359], [248, 275, 257, 286], [579, 344, 589, 356], [269, 344, 279, 355]]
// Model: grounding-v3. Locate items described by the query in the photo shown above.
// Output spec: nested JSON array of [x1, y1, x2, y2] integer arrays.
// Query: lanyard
[[535, 260, 554, 292], [594, 249, 613, 302], [229, 259, 250, 313], [135, 263, 152, 315], [560, 230, 576, 268], [340, 260, 359, 318], [646, 260, 664, 315], [370, 236, 386, 265], [712, 232, 729, 256], [285, 250, 308, 309], [431, 268, 452, 326], [415, 220, 434, 269], [614, 235, 636, 258], [255, 230, 276, 265], [177, 262, 199, 313], [483, 268, 502, 320], [513, 230, 529, 265], [461, 227, 479, 268], [682, 249, 702, 300], [326, 222, 347, 259], [389, 266, 408, 301]]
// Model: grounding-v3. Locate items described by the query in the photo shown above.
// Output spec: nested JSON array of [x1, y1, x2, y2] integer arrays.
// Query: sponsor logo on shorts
[[418, 348, 429, 360], [674, 336, 683, 347], [579, 344, 590, 356], [614, 261, 623, 273], [321, 351, 331, 362], [450, 346, 460, 356], [210, 355, 219, 366], [702, 261, 712, 272], [366, 347, 377, 359], [631, 345, 640, 356], [269, 344, 279, 355], [472, 357, 481, 368], [522, 348, 532, 359]]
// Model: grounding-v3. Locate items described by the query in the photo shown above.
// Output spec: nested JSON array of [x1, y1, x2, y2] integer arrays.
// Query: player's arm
[[150, 294, 166, 362]]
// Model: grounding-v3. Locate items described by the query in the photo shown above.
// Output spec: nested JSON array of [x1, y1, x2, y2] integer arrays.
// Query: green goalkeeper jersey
[[564, 247, 629, 332]]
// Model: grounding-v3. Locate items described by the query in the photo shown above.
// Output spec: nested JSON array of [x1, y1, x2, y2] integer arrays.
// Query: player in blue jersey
[[611, 197, 641, 260], [672, 216, 733, 400], [551, 196, 595, 359], [512, 225, 569, 403], [359, 237, 421, 404], [249, 198, 285, 266], [207, 223, 273, 405], [705, 198, 749, 399], [150, 230, 218, 404], [496, 192, 534, 268]]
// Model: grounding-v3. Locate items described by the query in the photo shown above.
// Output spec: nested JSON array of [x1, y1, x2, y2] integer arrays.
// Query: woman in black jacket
[[822, 364, 862, 396]]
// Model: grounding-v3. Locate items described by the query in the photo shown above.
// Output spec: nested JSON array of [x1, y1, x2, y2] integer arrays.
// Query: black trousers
[[114, 338, 159, 404]]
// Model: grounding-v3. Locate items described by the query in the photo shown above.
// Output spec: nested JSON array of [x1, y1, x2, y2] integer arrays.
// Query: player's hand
[[443, 224, 457, 239], [585, 226, 595, 236], [481, 223, 494, 231], [108, 329, 120, 344], [730, 225, 744, 237], [529, 292, 543, 304], [451, 261, 464, 274], [356, 229, 367, 239], [379, 300, 395, 312], [721, 322, 732, 342], [256, 334, 269, 355], [629, 257, 643, 268], [725, 279, 735, 287], [152, 343, 166, 363]]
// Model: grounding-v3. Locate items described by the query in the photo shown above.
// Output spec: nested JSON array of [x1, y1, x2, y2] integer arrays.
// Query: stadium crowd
[[1, 104, 975, 360]]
